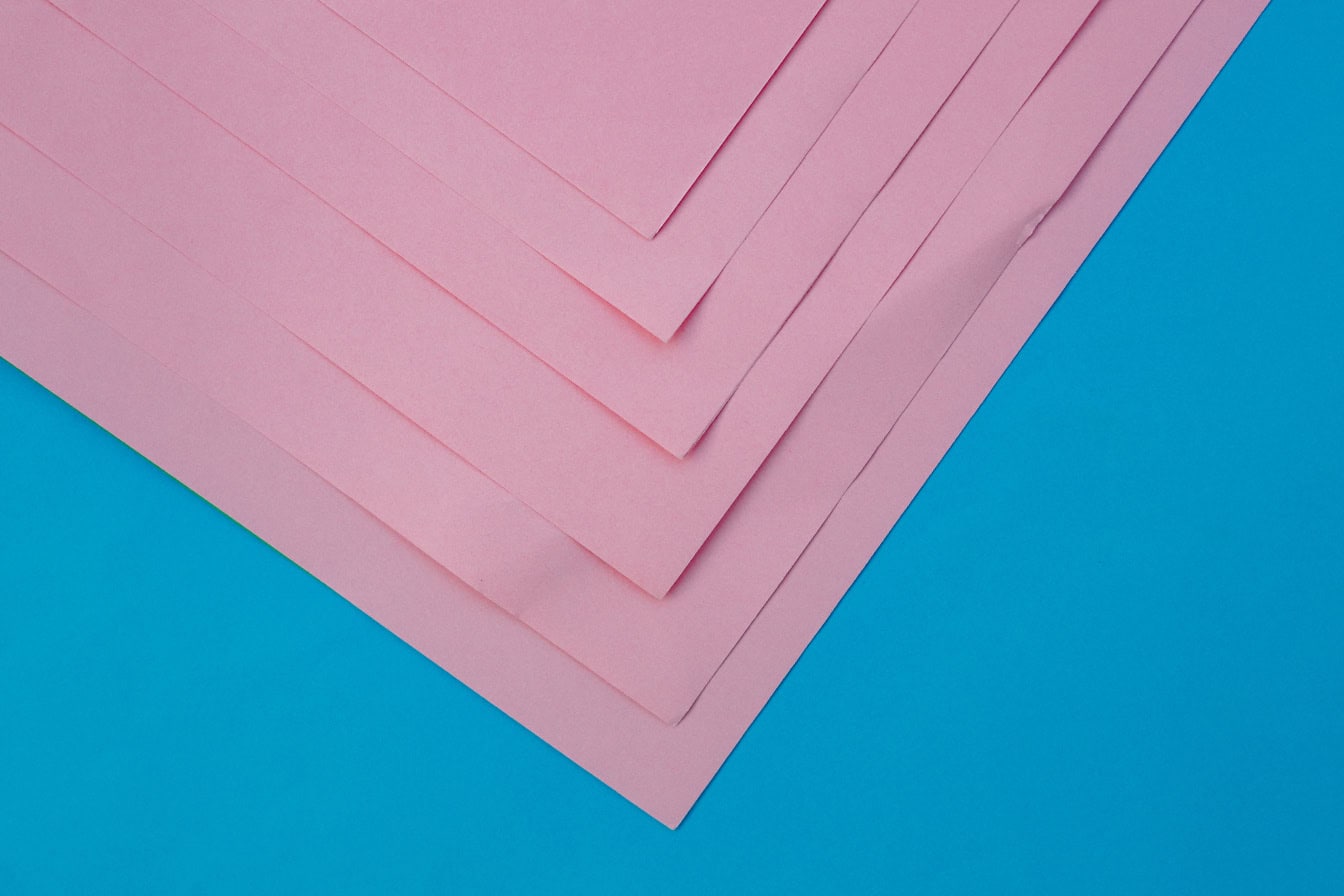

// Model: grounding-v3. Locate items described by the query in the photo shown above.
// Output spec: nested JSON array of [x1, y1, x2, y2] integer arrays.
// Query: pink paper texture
[[2, 0, 1199, 725], [204, 0, 903, 345], [0, 0, 1263, 828], [318, 0, 825, 239], [57, 0, 1008, 457], [0, 0, 1130, 598]]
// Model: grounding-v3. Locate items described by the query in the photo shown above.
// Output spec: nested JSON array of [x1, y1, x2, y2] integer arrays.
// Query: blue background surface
[[2, 3, 1341, 892]]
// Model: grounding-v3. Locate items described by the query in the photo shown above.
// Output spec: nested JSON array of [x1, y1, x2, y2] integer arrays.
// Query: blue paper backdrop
[[1, 3, 1340, 892]]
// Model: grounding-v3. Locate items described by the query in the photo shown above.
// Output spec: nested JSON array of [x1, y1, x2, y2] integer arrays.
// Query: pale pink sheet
[[55, 0, 1006, 458], [0, 0, 1154, 599], [0, 0, 1264, 827], [316, 0, 824, 239], [202, 0, 904, 344], [0, 0, 1199, 725]]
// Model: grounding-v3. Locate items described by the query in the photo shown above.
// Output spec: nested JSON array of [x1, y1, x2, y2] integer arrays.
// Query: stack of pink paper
[[0, 0, 1267, 826]]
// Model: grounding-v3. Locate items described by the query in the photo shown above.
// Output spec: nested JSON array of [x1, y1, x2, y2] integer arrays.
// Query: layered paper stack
[[0, 0, 1267, 826]]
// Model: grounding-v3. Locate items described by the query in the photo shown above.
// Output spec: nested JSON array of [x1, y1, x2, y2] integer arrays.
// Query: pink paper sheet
[[0, 0, 1197, 725], [317, 0, 825, 240], [0, 0, 1157, 599], [0, 0, 1264, 827], [203, 0, 905, 345], [56, 0, 1010, 458]]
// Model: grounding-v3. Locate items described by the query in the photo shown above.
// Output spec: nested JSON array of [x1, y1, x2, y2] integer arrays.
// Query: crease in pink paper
[[0, 0, 1038, 596], [0, 0, 1265, 827], [0, 0, 1199, 725], [58, 0, 996, 456]]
